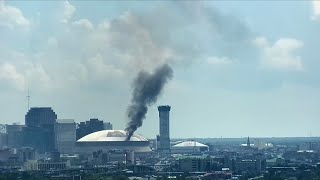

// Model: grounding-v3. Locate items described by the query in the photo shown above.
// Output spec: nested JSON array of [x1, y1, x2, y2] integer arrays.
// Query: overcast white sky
[[1, 1, 320, 138]]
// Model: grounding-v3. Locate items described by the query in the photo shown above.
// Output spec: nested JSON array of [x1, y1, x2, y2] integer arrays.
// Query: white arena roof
[[75, 130, 151, 153], [173, 141, 208, 148], [77, 130, 148, 142]]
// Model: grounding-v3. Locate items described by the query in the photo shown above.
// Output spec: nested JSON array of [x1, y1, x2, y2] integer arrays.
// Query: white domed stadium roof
[[173, 141, 208, 148], [77, 130, 148, 142]]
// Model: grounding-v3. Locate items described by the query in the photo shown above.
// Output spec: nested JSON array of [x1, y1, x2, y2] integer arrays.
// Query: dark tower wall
[[24, 107, 57, 153], [25, 107, 57, 127], [76, 118, 105, 140], [158, 105, 171, 151]]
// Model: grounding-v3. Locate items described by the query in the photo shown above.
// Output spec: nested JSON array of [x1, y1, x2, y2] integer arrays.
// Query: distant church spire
[[247, 136, 250, 147]]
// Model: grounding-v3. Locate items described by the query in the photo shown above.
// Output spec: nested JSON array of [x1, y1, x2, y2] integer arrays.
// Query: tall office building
[[0, 124, 6, 134], [76, 118, 112, 140], [54, 119, 76, 154], [0, 124, 7, 148], [25, 107, 57, 127], [7, 124, 25, 148], [23, 107, 57, 153], [0, 133, 7, 148], [158, 105, 171, 151], [23, 125, 55, 153]]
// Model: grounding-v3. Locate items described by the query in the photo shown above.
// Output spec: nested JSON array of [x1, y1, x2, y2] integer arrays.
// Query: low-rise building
[[0, 147, 37, 163], [24, 160, 70, 171], [178, 155, 212, 172], [266, 157, 286, 167], [233, 158, 266, 174]]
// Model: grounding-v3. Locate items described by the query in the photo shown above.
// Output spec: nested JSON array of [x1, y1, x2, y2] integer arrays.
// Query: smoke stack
[[125, 64, 173, 140]]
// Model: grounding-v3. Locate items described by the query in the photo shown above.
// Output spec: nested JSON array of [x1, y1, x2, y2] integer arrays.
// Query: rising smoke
[[125, 64, 173, 140]]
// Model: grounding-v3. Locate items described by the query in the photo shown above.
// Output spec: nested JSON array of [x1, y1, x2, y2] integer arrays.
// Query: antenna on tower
[[27, 88, 30, 111]]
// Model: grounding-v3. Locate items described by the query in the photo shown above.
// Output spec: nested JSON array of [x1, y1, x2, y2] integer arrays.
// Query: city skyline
[[1, 1, 320, 138]]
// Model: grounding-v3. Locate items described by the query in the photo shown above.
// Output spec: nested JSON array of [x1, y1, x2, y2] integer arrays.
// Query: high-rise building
[[0, 133, 7, 148], [0, 124, 7, 148], [0, 124, 6, 134], [54, 119, 76, 154], [104, 122, 113, 130], [7, 124, 25, 148], [158, 105, 171, 151], [25, 107, 57, 127], [23, 125, 55, 153], [76, 118, 112, 140], [23, 107, 57, 153]]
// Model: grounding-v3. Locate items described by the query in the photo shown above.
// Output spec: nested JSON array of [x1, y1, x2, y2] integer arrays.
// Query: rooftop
[[173, 141, 208, 148], [56, 119, 75, 124], [177, 154, 210, 160], [77, 130, 148, 142]]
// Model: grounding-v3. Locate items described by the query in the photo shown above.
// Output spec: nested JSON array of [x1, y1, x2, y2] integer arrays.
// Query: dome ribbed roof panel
[[77, 130, 148, 142]]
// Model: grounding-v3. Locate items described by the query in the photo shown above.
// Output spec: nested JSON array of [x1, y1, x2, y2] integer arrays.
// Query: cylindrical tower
[[158, 105, 171, 151]]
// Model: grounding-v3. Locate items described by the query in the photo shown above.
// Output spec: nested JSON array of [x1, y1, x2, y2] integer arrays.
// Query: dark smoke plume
[[125, 64, 173, 140]]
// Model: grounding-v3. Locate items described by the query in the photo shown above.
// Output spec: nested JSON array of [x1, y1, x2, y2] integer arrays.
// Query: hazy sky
[[1, 1, 320, 138]]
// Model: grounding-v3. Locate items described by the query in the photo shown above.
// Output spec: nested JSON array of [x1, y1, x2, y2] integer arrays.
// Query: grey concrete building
[[54, 119, 76, 154], [7, 124, 24, 148]]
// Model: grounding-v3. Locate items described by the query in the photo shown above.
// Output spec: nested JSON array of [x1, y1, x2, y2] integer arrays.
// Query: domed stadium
[[171, 140, 209, 153], [75, 130, 151, 154]]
